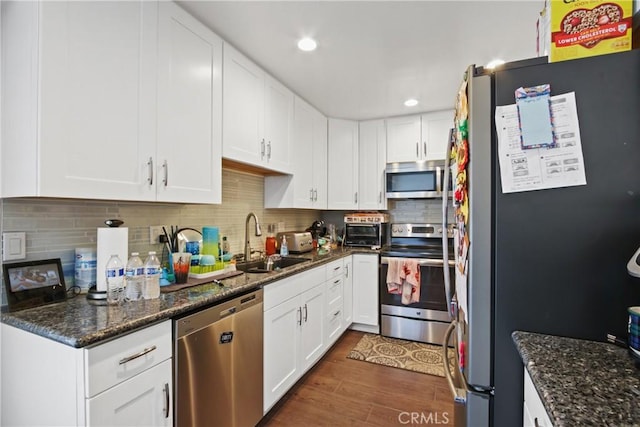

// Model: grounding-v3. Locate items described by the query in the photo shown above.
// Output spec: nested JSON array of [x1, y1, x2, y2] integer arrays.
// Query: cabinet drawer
[[326, 302, 343, 344], [85, 320, 172, 398], [264, 265, 326, 311], [325, 259, 343, 279], [326, 276, 343, 307]]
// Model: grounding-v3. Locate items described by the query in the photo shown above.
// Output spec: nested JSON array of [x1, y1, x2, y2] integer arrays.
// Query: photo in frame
[[3, 258, 67, 311]]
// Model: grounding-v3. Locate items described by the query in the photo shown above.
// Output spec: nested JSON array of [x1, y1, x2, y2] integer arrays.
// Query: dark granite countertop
[[512, 331, 640, 426], [2, 248, 378, 348]]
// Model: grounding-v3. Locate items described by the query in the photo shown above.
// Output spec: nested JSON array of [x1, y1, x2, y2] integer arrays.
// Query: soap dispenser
[[280, 235, 289, 256]]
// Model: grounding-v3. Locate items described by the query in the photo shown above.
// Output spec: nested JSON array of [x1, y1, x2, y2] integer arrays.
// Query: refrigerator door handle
[[442, 128, 455, 319], [442, 321, 467, 403]]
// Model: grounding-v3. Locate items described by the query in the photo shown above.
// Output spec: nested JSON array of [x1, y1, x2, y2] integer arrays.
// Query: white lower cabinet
[[352, 253, 380, 328], [342, 256, 354, 330], [86, 359, 172, 426], [0, 320, 173, 426], [263, 267, 326, 414], [325, 259, 345, 347], [523, 369, 553, 427]]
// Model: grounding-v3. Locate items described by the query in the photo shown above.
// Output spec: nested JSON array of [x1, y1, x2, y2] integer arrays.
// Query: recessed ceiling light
[[486, 59, 506, 69], [297, 37, 317, 52], [404, 99, 419, 107]]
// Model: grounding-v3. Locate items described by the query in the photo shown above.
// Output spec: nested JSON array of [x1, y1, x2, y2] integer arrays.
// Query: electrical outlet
[[149, 226, 165, 245]]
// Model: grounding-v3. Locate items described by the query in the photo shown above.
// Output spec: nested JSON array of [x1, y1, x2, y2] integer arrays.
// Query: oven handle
[[442, 127, 455, 320], [381, 257, 454, 267]]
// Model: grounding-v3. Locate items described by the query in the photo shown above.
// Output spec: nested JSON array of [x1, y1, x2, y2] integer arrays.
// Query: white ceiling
[[178, 1, 542, 121]]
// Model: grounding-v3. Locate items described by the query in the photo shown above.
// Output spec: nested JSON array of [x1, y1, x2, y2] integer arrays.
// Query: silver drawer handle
[[119, 345, 157, 365], [163, 382, 170, 418]]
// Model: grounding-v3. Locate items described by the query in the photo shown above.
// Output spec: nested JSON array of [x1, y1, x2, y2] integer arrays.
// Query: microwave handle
[[442, 127, 455, 320]]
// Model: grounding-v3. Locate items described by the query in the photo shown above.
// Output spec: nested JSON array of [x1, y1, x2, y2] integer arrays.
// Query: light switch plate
[[3, 232, 26, 261]]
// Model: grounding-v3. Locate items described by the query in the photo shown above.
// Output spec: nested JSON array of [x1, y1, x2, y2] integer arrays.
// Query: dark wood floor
[[258, 330, 455, 426]]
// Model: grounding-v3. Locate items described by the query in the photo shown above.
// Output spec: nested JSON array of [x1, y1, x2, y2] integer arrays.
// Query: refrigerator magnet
[[515, 84, 557, 150]]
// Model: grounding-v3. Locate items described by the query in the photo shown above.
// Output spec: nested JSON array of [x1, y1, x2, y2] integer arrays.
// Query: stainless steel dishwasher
[[174, 288, 263, 427]]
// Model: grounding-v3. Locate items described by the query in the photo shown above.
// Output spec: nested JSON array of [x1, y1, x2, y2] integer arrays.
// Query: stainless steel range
[[379, 223, 454, 345]]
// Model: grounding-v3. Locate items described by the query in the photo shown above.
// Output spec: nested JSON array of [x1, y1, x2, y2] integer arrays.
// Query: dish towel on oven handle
[[386, 258, 421, 305]]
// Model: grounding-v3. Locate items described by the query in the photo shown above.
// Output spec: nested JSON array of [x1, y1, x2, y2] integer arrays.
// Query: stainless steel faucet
[[244, 212, 262, 261]]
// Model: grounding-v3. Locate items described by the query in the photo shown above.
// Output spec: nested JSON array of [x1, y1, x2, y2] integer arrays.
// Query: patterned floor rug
[[347, 333, 455, 378]]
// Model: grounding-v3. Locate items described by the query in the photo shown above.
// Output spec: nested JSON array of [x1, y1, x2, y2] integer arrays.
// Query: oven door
[[379, 256, 454, 344]]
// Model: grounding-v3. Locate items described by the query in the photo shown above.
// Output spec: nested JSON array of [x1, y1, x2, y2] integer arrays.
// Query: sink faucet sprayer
[[245, 213, 262, 262]]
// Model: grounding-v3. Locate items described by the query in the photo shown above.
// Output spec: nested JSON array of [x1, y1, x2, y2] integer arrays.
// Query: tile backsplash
[[0, 167, 452, 305], [1, 168, 320, 304]]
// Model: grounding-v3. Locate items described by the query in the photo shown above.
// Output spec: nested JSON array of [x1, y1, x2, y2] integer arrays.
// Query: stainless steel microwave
[[385, 160, 452, 199]]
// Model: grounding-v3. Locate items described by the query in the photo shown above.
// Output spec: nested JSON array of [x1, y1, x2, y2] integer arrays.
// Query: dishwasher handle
[[175, 289, 264, 339]]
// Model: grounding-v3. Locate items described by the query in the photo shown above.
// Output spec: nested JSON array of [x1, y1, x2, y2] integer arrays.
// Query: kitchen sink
[[235, 256, 310, 274]]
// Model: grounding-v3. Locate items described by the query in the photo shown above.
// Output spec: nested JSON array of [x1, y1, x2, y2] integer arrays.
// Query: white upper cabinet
[[358, 119, 387, 210], [327, 118, 359, 210], [264, 96, 327, 209], [223, 44, 293, 174], [421, 110, 454, 161], [386, 110, 454, 163], [157, 2, 222, 203], [2, 1, 157, 200], [1, 1, 222, 204]]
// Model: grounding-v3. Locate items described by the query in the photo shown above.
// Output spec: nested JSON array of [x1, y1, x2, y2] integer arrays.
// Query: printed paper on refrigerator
[[495, 92, 586, 193]]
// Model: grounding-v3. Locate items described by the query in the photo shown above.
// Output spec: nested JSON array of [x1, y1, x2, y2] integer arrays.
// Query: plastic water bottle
[[106, 254, 125, 305], [125, 252, 144, 301], [143, 251, 161, 299]]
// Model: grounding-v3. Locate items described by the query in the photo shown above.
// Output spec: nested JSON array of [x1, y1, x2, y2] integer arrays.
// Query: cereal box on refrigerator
[[548, 0, 633, 62]]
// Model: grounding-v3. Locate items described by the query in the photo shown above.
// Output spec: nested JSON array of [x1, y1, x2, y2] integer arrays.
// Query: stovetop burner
[[381, 223, 454, 259]]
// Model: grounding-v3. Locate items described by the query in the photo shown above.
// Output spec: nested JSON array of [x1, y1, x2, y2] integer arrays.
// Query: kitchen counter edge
[[512, 330, 640, 427], [1, 248, 377, 348]]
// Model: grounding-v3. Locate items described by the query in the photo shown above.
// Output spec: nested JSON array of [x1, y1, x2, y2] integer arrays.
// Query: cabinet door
[[386, 115, 421, 163], [299, 284, 325, 372], [352, 254, 379, 326], [264, 75, 293, 173], [327, 118, 359, 210], [343, 256, 354, 328], [311, 109, 328, 208], [222, 44, 264, 167], [263, 296, 301, 413], [38, 1, 157, 201], [290, 97, 315, 208], [86, 359, 172, 427], [422, 110, 454, 161], [157, 2, 222, 204], [358, 119, 386, 210]]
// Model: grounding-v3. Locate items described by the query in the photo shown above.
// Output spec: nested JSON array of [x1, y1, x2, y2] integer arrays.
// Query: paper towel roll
[[96, 227, 128, 292]]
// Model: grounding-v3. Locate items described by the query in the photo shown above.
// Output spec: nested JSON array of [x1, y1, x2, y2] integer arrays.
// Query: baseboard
[[349, 323, 380, 334]]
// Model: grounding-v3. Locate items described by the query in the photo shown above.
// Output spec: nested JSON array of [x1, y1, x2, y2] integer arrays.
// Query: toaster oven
[[344, 223, 388, 248]]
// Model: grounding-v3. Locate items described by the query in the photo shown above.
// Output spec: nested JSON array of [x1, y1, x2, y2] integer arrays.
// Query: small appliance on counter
[[306, 220, 326, 242], [89, 219, 128, 303], [343, 212, 389, 248], [275, 232, 313, 254]]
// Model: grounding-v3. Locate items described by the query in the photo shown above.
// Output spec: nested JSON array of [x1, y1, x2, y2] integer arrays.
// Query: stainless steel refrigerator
[[442, 49, 640, 426]]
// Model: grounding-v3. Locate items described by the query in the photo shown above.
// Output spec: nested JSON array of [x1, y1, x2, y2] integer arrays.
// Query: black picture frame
[[3, 258, 67, 311]]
